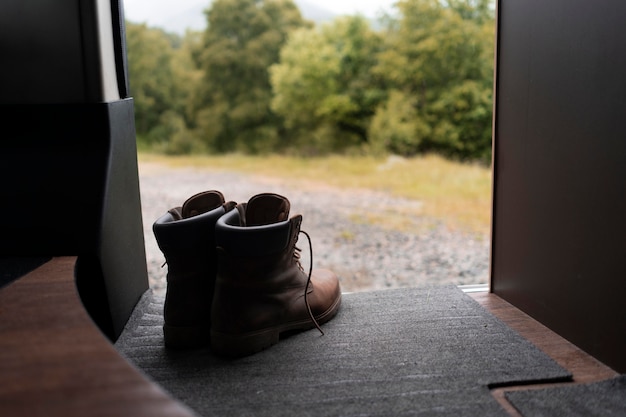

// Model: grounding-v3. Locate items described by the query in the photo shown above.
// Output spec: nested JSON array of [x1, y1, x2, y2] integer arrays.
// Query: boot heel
[[211, 329, 280, 358], [163, 324, 210, 349]]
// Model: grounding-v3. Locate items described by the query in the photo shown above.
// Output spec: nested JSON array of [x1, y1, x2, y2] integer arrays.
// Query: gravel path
[[139, 162, 490, 296]]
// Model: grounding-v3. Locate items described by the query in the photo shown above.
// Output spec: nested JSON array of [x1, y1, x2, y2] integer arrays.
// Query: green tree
[[373, 0, 495, 161], [192, 0, 311, 153], [270, 16, 385, 154], [126, 23, 202, 152], [125, 22, 175, 141], [369, 89, 429, 155]]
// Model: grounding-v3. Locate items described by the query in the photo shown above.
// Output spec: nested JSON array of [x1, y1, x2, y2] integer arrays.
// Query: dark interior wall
[[0, 1, 86, 103], [0, 0, 148, 341], [492, 0, 626, 372]]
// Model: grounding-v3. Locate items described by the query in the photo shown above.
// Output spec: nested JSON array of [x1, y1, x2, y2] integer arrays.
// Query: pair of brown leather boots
[[152, 191, 342, 358]]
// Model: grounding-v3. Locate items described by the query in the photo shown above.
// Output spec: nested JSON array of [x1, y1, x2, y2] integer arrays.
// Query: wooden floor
[[0, 257, 619, 416]]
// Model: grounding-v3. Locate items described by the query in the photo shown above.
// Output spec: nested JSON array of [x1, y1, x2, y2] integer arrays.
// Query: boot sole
[[163, 324, 211, 349], [211, 295, 342, 358]]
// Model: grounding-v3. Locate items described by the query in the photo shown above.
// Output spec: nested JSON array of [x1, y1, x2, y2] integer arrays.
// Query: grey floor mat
[[505, 375, 626, 417], [115, 285, 571, 416]]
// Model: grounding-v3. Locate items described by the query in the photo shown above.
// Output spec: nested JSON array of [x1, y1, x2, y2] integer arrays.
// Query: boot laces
[[295, 230, 324, 336]]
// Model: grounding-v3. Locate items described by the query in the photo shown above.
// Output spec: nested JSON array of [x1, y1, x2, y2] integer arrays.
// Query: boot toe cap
[[310, 268, 342, 321]]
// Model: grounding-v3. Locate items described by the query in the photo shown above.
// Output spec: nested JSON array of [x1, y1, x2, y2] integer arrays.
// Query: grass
[[138, 152, 492, 235]]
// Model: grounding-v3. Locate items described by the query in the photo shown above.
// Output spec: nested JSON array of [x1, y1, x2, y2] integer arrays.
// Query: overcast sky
[[123, 0, 397, 27]]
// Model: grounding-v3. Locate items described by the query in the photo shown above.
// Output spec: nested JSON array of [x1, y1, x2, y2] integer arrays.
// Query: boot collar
[[216, 209, 301, 256]]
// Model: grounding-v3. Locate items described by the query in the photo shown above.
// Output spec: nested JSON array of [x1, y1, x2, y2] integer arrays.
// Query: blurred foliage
[[190, 0, 311, 153], [270, 15, 386, 154], [126, 0, 495, 162], [373, 0, 494, 162]]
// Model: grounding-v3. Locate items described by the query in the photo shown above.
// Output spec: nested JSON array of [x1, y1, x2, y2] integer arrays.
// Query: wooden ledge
[[470, 291, 619, 416], [0, 257, 196, 417]]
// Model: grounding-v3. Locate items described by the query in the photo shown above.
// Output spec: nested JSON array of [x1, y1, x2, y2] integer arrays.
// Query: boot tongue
[[244, 193, 290, 226], [180, 190, 226, 218]]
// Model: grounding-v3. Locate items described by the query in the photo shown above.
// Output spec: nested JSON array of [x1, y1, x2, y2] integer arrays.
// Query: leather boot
[[153, 190, 236, 349], [211, 193, 342, 357]]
